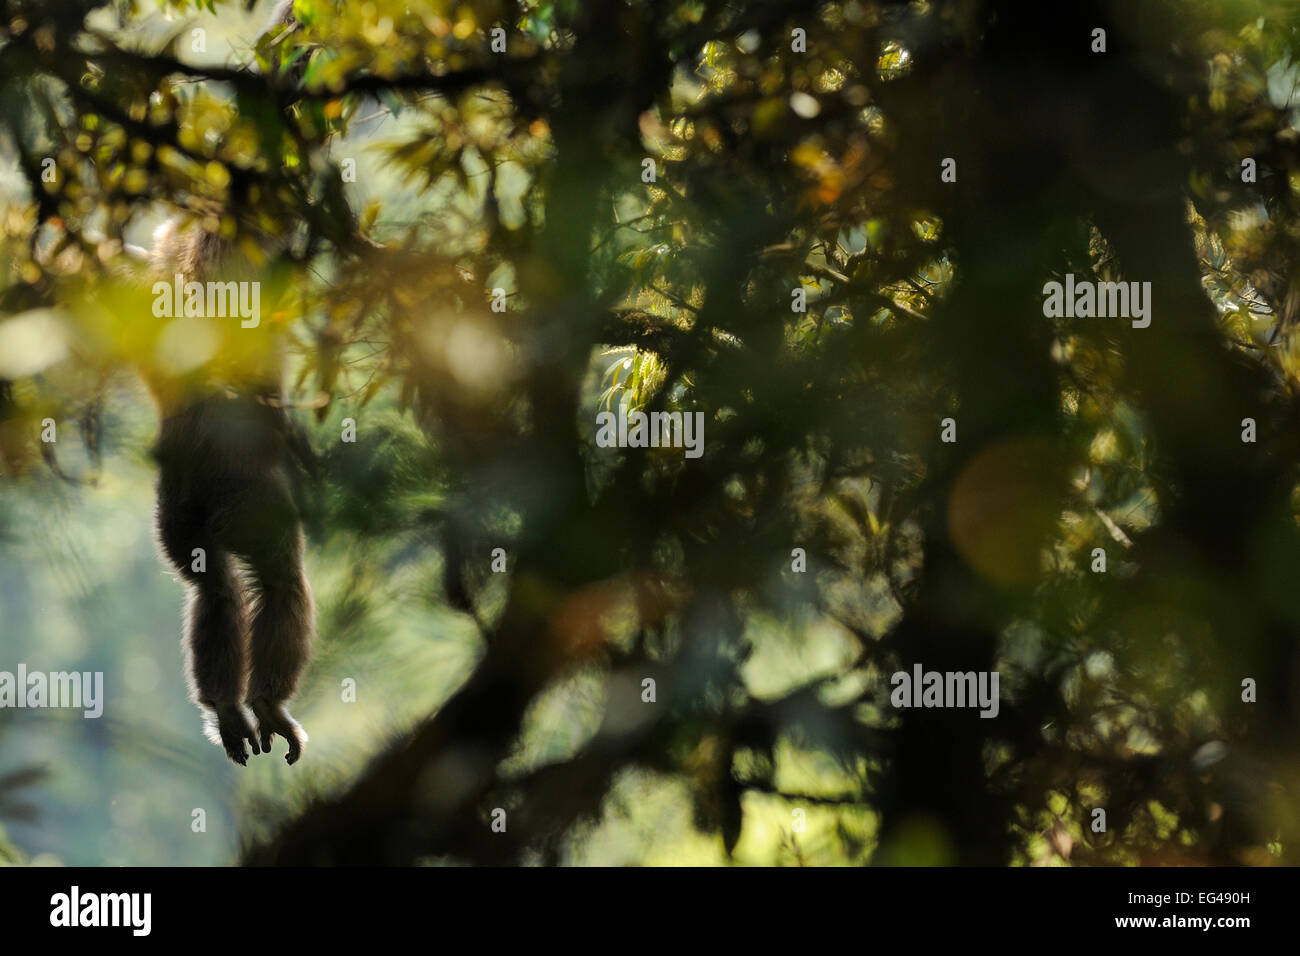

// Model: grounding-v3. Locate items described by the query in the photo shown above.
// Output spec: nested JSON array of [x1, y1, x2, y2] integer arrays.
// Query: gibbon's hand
[[207, 704, 262, 767], [250, 698, 308, 765]]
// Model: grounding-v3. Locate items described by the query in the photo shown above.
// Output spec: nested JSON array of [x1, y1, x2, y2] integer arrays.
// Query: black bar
[[0, 865, 1277, 942]]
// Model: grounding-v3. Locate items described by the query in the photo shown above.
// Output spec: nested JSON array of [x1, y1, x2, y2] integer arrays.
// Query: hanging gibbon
[[150, 0, 316, 765]]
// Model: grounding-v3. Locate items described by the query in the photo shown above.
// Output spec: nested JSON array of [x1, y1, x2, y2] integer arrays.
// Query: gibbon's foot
[[206, 704, 261, 766], [249, 698, 307, 765]]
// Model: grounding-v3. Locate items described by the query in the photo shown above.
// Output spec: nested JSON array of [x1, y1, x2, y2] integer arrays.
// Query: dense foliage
[[1, 0, 1299, 865]]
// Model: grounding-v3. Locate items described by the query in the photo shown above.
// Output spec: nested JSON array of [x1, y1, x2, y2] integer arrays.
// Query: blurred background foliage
[[0, 0, 1299, 865]]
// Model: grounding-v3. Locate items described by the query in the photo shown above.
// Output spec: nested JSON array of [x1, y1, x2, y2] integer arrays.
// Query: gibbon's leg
[[157, 487, 261, 765], [239, 490, 314, 765]]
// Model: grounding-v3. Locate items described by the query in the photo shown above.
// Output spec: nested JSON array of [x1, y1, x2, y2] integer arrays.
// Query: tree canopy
[[1, 0, 1299, 865]]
